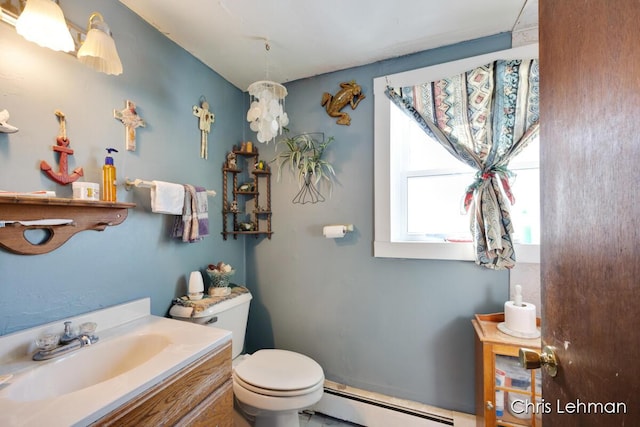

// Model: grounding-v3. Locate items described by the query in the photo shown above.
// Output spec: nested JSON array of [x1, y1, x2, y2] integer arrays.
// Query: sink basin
[[6, 333, 171, 402], [0, 298, 231, 427]]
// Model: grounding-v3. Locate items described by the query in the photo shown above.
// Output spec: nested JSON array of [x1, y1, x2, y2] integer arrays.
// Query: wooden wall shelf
[[0, 196, 135, 255], [221, 146, 272, 240]]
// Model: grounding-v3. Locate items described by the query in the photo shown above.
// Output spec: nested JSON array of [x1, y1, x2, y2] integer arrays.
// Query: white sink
[[0, 298, 231, 427], [6, 333, 171, 402]]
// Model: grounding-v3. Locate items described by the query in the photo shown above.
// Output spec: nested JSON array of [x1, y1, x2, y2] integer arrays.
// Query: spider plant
[[273, 132, 336, 189]]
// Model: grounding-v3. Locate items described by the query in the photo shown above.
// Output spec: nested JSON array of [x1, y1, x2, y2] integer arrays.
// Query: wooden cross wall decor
[[193, 98, 215, 159], [114, 100, 146, 151]]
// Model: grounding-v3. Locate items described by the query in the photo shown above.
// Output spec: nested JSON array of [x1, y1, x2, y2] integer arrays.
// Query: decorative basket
[[206, 269, 235, 288]]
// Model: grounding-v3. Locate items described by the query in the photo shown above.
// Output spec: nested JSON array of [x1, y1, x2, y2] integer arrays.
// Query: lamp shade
[[15, 0, 74, 52], [77, 13, 123, 76]]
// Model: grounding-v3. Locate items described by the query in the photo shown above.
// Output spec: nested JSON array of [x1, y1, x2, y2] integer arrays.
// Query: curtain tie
[[463, 166, 515, 212]]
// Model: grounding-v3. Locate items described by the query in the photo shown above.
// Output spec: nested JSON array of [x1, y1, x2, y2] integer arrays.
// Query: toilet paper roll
[[504, 301, 538, 335], [323, 225, 346, 239]]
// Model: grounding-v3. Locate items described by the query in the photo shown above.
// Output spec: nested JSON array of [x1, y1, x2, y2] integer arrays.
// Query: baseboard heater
[[317, 381, 454, 426]]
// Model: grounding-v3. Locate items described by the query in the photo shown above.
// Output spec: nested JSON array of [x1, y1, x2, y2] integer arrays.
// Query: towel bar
[[125, 178, 216, 197]]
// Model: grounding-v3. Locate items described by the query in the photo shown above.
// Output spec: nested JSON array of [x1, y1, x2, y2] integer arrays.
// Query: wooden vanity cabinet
[[92, 341, 233, 427], [473, 314, 542, 427]]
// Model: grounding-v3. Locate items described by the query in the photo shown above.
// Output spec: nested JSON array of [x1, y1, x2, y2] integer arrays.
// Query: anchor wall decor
[[40, 110, 83, 185]]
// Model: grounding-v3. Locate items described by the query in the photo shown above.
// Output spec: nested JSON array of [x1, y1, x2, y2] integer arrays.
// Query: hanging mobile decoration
[[193, 96, 215, 159], [40, 110, 84, 185], [114, 100, 146, 151], [246, 40, 289, 144]]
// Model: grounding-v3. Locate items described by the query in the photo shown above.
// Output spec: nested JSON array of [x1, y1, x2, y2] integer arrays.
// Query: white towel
[[150, 180, 184, 214]]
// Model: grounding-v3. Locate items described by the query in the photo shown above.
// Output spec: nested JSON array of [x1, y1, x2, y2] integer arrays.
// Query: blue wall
[[244, 35, 513, 414], [0, 1, 511, 415], [0, 1, 246, 329]]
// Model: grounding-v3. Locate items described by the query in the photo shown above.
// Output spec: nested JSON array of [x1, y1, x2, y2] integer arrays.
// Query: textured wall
[[0, 1, 512, 415], [245, 34, 513, 414], [0, 1, 245, 333]]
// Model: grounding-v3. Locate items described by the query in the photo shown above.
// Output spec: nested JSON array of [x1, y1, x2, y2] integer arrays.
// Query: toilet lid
[[234, 349, 324, 392]]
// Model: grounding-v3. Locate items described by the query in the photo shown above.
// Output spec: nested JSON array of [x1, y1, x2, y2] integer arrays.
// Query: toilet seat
[[233, 379, 324, 413], [233, 372, 324, 397], [233, 349, 324, 397]]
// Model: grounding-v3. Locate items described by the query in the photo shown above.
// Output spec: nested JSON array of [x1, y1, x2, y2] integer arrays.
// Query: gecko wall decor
[[321, 80, 366, 125]]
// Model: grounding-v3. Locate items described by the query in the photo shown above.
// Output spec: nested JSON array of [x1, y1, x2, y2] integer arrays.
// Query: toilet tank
[[170, 291, 252, 359]]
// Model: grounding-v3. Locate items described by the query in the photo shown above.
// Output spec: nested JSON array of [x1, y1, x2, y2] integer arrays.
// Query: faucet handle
[[35, 333, 60, 351], [79, 322, 97, 336]]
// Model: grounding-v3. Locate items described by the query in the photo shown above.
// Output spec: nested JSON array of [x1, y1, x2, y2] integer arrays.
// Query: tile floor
[[299, 411, 364, 427]]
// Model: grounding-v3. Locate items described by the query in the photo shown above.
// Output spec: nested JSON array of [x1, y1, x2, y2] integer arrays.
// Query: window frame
[[373, 43, 540, 262]]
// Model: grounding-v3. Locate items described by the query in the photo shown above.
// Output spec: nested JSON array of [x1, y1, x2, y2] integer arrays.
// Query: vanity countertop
[[0, 298, 231, 427]]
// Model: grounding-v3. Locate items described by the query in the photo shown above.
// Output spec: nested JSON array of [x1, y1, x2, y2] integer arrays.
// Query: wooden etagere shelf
[[221, 145, 272, 240]]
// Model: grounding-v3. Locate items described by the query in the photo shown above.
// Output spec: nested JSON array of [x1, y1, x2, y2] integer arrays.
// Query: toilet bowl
[[233, 349, 324, 426], [169, 288, 324, 426]]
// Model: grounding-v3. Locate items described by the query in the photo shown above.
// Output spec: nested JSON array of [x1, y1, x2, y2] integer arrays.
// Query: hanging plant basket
[[273, 132, 335, 204], [292, 172, 325, 204]]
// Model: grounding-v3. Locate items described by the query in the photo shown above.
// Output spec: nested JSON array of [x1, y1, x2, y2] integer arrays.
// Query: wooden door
[[539, 0, 640, 425]]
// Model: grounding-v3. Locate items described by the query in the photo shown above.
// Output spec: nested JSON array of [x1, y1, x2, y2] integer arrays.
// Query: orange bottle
[[101, 148, 118, 202]]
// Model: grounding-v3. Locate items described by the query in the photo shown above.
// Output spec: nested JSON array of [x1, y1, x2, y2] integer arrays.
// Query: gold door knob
[[519, 345, 558, 377]]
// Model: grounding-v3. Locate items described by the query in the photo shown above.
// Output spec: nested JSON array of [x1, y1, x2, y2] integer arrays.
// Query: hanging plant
[[273, 132, 336, 204]]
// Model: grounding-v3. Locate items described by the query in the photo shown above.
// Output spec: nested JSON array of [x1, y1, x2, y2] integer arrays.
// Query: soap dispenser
[[102, 148, 118, 202]]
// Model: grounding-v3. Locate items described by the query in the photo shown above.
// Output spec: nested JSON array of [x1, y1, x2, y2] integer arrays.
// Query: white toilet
[[169, 290, 324, 427]]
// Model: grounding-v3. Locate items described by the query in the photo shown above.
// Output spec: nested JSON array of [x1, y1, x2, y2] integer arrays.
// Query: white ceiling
[[119, 0, 538, 91]]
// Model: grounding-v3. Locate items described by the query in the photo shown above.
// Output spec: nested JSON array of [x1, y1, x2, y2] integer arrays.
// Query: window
[[392, 103, 540, 243], [374, 43, 540, 262]]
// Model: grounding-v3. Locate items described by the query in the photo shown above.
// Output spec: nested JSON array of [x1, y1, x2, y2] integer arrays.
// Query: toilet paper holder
[[323, 224, 354, 238]]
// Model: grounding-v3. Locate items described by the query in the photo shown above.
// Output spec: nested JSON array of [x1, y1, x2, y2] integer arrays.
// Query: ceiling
[[119, 0, 538, 91]]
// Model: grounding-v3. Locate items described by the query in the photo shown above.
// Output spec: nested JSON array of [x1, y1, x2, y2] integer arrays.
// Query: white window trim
[[373, 43, 540, 263]]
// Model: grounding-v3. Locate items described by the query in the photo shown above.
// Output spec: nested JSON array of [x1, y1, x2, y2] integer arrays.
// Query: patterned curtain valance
[[386, 59, 539, 269]]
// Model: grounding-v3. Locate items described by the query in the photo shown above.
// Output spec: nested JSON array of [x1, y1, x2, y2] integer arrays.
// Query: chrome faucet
[[33, 321, 99, 361], [59, 321, 76, 345]]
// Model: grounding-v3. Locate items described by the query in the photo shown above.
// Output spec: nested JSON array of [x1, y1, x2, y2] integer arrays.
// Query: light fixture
[[0, 3, 19, 26], [77, 12, 122, 76], [246, 41, 289, 143], [15, 0, 74, 52], [1, 1, 122, 76]]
